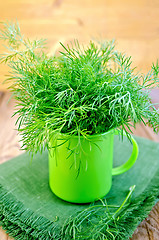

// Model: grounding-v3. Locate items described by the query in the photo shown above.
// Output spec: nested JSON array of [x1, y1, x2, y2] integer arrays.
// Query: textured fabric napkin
[[0, 136, 159, 240]]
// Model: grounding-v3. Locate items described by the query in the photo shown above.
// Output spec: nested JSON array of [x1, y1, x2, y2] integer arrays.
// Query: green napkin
[[0, 136, 159, 240]]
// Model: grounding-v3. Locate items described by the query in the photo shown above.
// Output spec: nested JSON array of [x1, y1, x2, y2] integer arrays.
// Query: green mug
[[49, 129, 138, 203]]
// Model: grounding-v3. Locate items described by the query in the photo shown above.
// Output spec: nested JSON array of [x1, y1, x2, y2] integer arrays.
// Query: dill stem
[[113, 185, 136, 218]]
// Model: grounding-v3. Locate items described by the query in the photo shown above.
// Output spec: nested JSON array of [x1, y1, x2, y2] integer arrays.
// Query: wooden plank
[[0, 0, 159, 88], [0, 227, 8, 240], [0, 92, 22, 163]]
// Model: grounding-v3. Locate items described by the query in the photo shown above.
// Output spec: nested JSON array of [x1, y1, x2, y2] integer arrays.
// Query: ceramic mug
[[49, 129, 138, 203]]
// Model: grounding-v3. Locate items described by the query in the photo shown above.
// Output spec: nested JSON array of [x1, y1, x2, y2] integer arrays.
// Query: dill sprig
[[0, 22, 159, 154], [62, 186, 136, 240]]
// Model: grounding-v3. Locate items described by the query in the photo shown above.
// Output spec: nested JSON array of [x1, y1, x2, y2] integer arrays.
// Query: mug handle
[[112, 130, 139, 176]]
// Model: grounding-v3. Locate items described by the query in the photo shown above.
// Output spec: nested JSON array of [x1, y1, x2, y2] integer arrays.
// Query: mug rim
[[57, 128, 117, 140]]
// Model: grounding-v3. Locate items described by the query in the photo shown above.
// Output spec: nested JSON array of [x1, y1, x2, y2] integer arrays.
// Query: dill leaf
[[0, 22, 159, 154]]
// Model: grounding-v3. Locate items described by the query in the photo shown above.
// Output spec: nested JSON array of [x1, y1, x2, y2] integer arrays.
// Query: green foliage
[[61, 184, 159, 240], [0, 22, 159, 154], [62, 185, 136, 240]]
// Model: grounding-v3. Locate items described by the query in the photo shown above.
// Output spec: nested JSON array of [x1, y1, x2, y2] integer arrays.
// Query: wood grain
[[0, 92, 22, 164], [0, 0, 159, 90], [130, 202, 159, 240]]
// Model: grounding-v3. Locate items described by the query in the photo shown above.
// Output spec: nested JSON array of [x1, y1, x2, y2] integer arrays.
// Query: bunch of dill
[[0, 22, 158, 154]]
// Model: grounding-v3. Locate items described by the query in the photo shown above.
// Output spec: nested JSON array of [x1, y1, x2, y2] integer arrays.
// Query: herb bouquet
[[0, 22, 159, 203]]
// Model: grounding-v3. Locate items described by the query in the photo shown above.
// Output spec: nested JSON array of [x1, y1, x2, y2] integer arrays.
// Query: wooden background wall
[[0, 0, 159, 239], [0, 0, 159, 90]]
